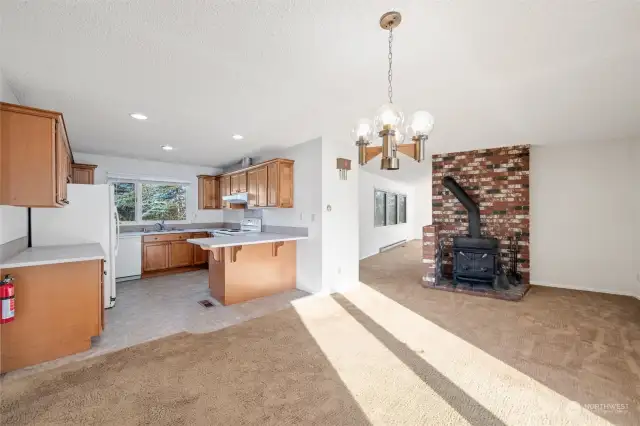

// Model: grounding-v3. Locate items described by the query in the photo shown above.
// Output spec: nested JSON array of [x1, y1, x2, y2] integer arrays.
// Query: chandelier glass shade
[[352, 11, 434, 170]]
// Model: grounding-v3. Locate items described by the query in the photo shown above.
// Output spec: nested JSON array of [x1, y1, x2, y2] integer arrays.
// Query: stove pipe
[[442, 176, 481, 238]]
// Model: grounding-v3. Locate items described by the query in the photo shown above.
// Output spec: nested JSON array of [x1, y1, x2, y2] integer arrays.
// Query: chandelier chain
[[388, 28, 393, 104]]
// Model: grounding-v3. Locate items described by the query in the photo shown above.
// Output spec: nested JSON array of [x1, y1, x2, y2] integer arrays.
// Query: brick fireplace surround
[[423, 145, 530, 298]]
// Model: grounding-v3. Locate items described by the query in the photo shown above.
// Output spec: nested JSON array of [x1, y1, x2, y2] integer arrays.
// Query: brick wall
[[422, 225, 440, 285], [432, 145, 530, 283]]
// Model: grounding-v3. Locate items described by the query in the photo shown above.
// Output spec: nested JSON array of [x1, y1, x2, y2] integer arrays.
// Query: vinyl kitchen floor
[[4, 270, 309, 380]]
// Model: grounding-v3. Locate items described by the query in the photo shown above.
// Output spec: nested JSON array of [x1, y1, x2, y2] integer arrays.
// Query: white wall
[[359, 170, 415, 260], [73, 152, 224, 224], [0, 68, 29, 246], [632, 143, 640, 298], [530, 142, 636, 296], [321, 133, 360, 293], [248, 138, 324, 293], [411, 162, 433, 240]]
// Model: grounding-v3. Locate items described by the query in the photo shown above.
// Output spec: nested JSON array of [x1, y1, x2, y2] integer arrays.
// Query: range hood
[[222, 192, 248, 204]]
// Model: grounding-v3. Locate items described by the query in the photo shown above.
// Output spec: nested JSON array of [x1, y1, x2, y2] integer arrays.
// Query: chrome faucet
[[155, 220, 165, 231]]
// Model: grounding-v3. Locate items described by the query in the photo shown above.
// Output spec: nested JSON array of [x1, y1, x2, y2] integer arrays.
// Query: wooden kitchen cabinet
[[0, 260, 103, 373], [71, 163, 97, 184], [220, 175, 231, 208], [192, 232, 209, 265], [267, 160, 294, 208], [0, 103, 73, 207], [197, 175, 219, 209], [229, 172, 247, 194], [256, 165, 268, 207], [170, 241, 193, 268], [142, 232, 208, 274], [143, 242, 170, 272], [214, 158, 294, 210], [247, 169, 258, 207]]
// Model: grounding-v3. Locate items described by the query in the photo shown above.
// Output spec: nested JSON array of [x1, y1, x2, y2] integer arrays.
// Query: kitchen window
[[374, 189, 407, 227], [111, 179, 189, 223]]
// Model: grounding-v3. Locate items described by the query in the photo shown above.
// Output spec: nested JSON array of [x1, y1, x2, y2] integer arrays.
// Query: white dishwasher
[[116, 234, 142, 281]]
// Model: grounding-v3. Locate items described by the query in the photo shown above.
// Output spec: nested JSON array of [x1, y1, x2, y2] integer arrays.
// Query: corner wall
[[412, 164, 433, 240], [359, 170, 415, 260], [530, 142, 636, 296], [0, 68, 28, 247]]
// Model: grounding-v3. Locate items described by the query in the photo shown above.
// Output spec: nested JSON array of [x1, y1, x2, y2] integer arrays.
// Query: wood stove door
[[474, 253, 494, 277]]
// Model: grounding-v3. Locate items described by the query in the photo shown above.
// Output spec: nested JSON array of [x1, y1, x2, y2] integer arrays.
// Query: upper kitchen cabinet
[[248, 166, 268, 208], [213, 158, 294, 210], [197, 175, 220, 209], [0, 102, 73, 207], [71, 163, 98, 185], [220, 175, 231, 209], [230, 172, 247, 194], [267, 159, 294, 208]]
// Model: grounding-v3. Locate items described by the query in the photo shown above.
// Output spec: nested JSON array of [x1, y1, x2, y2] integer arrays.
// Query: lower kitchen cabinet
[[170, 241, 193, 268], [0, 259, 104, 373], [192, 232, 209, 265], [141, 232, 208, 274], [143, 242, 169, 272]]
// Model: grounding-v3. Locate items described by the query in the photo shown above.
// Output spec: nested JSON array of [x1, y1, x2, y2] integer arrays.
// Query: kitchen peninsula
[[187, 220, 307, 305]]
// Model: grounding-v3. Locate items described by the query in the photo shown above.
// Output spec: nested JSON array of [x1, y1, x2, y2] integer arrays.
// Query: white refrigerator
[[31, 184, 119, 308]]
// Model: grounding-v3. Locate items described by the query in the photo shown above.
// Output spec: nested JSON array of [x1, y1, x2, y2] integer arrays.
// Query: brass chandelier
[[352, 11, 435, 170]]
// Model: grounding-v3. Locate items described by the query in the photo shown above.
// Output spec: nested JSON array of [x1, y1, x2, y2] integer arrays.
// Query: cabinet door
[[237, 172, 247, 193], [256, 166, 268, 207], [200, 177, 217, 209], [221, 175, 231, 208], [143, 242, 169, 272], [72, 168, 92, 185], [192, 233, 209, 265], [278, 162, 294, 208], [100, 260, 105, 331], [267, 162, 278, 207], [230, 174, 239, 194], [247, 169, 258, 207], [170, 241, 193, 268], [55, 123, 69, 206]]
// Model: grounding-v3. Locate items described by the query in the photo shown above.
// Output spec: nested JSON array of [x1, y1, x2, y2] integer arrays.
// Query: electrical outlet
[[311, 213, 315, 222], [337, 267, 342, 275], [300, 212, 304, 221], [637, 272, 640, 283]]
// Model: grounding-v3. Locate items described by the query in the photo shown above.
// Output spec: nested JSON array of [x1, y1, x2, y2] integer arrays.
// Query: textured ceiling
[[1, 0, 639, 173]]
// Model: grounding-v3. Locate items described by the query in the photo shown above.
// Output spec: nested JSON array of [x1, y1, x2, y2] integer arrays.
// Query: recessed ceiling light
[[232, 134, 244, 140], [161, 145, 174, 151], [130, 113, 148, 120]]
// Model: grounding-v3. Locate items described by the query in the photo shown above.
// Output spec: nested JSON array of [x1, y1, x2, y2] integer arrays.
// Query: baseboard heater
[[379, 239, 407, 253]]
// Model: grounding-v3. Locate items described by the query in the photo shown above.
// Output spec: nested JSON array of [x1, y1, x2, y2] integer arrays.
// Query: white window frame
[[109, 177, 191, 225], [374, 188, 408, 227]]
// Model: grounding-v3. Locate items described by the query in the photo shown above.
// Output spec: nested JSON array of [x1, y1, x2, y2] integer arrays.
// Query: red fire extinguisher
[[0, 274, 15, 324]]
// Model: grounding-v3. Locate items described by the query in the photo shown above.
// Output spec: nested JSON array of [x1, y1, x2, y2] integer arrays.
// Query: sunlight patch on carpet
[[339, 283, 613, 426], [291, 295, 472, 425]]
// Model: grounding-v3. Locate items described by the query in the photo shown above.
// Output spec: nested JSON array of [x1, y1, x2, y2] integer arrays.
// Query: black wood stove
[[443, 177, 509, 289]]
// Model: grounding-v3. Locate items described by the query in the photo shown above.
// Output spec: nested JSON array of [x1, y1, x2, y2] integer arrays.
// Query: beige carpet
[[2, 241, 639, 425], [360, 240, 640, 425]]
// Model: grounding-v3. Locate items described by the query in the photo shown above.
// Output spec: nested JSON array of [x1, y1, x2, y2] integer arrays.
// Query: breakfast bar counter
[[188, 231, 307, 305]]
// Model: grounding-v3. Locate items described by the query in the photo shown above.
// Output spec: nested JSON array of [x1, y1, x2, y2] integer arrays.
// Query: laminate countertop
[[0, 243, 105, 269], [188, 233, 308, 249], [120, 228, 223, 237]]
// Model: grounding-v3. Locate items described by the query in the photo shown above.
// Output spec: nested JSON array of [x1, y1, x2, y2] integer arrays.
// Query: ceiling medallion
[[351, 11, 435, 170]]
